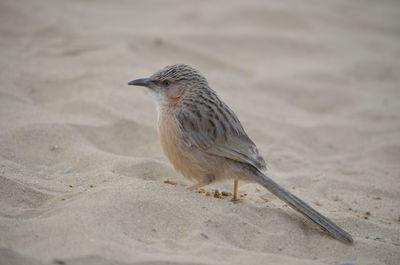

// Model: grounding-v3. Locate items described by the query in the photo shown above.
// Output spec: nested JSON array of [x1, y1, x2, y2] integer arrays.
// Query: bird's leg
[[232, 179, 239, 201]]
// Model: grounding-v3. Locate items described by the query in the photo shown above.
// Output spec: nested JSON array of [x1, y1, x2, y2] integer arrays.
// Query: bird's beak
[[128, 78, 151, 87]]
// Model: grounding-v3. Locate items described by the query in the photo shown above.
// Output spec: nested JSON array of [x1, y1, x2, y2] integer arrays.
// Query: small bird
[[128, 64, 353, 244]]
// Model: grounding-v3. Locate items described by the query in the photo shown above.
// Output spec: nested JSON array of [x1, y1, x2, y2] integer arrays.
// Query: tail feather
[[246, 166, 353, 244]]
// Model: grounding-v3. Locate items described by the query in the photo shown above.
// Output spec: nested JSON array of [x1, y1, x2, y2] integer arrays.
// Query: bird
[[128, 64, 353, 244]]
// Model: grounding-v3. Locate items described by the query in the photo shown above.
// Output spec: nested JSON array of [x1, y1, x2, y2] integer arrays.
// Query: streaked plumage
[[128, 64, 353, 244]]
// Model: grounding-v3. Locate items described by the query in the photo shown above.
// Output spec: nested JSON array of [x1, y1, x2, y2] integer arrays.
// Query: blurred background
[[0, 0, 399, 264], [1, 0, 399, 174]]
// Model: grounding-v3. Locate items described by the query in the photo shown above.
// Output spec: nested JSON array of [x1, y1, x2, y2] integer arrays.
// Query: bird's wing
[[176, 102, 266, 170]]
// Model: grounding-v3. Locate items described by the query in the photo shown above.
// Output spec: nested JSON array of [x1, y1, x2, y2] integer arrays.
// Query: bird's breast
[[157, 109, 197, 179], [157, 108, 237, 183], [158, 111, 180, 156]]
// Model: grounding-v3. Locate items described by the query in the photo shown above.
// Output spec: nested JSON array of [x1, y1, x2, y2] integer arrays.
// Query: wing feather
[[177, 101, 266, 170]]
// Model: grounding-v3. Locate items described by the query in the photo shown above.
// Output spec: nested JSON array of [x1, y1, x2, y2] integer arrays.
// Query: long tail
[[245, 165, 353, 244]]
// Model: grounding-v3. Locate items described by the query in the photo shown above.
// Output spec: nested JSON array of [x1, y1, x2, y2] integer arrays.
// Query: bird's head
[[128, 64, 208, 106]]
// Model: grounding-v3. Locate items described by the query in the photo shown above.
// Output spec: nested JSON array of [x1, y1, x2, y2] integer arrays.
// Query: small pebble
[[333, 195, 342, 202], [314, 201, 322, 206], [200, 233, 209, 239], [164, 180, 177, 185], [221, 191, 231, 196], [213, 190, 223, 199], [50, 145, 59, 151]]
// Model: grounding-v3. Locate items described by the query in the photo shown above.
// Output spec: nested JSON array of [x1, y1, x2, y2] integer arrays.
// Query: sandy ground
[[1, 0, 400, 264]]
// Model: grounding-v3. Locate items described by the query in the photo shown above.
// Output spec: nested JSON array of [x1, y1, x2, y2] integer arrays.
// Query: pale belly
[[157, 112, 212, 182]]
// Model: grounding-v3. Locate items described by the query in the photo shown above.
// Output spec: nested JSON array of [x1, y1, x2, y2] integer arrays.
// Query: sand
[[1, 0, 400, 264]]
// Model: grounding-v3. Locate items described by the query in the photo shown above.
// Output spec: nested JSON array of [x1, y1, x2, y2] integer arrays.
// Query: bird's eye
[[162, 80, 171, 87]]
